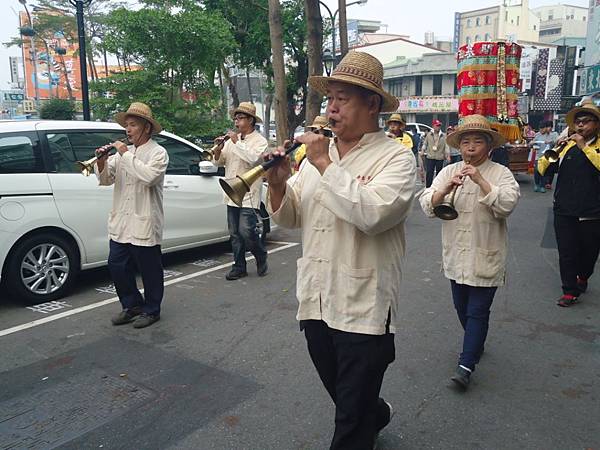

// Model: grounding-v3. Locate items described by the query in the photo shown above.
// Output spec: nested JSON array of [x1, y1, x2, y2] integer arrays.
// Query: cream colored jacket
[[214, 130, 268, 209], [419, 159, 520, 286], [268, 130, 416, 335], [96, 139, 169, 247]]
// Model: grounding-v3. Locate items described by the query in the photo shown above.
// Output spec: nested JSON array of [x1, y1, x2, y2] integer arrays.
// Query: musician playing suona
[[419, 115, 520, 390], [537, 101, 600, 307], [386, 113, 413, 149], [95, 102, 169, 329], [266, 51, 416, 450], [213, 102, 269, 280]]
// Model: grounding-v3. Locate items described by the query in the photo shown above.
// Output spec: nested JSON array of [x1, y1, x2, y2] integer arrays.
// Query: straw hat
[[446, 115, 507, 148], [566, 100, 600, 128], [386, 113, 406, 126], [309, 51, 399, 113], [307, 115, 331, 131], [114, 102, 162, 134], [231, 101, 263, 124]]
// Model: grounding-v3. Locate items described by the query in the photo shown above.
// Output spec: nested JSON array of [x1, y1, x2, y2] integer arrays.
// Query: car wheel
[[5, 232, 79, 303]]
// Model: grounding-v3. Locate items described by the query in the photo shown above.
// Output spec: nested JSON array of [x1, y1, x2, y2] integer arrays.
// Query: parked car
[[0, 120, 268, 303], [405, 122, 432, 138]]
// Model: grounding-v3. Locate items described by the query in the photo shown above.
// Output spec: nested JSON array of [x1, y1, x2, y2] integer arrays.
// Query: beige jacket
[[214, 130, 268, 208], [96, 139, 169, 247], [422, 131, 448, 160], [268, 130, 416, 335], [419, 159, 520, 286]]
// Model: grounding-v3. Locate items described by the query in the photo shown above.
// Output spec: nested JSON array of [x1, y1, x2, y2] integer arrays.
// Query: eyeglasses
[[234, 115, 250, 121], [574, 117, 598, 125]]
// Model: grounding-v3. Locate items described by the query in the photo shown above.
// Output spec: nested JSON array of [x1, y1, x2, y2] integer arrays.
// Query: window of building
[[466, 36, 471, 45], [415, 76, 423, 96], [475, 34, 480, 41], [485, 33, 492, 41], [583, 16, 586, 21], [453, 75, 458, 95], [548, 10, 554, 20], [485, 15, 491, 25], [534, 25, 537, 30], [433, 75, 443, 96], [0, 134, 44, 174], [516, 16, 519, 25], [467, 18, 471, 28], [476, 17, 481, 26], [505, 11, 508, 21]]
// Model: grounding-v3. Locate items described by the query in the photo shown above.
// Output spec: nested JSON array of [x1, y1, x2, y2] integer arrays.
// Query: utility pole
[[18, 0, 40, 114], [268, 0, 289, 145], [69, 0, 92, 121], [305, 0, 324, 127], [337, 0, 348, 57]]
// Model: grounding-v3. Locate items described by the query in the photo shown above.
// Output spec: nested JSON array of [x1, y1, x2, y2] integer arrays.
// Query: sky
[[0, 0, 589, 89]]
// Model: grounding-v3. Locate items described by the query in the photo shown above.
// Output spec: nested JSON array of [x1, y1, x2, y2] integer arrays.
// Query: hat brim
[[115, 112, 162, 134], [309, 75, 399, 113], [230, 107, 263, 124], [566, 106, 600, 128], [446, 128, 507, 149], [386, 119, 406, 126]]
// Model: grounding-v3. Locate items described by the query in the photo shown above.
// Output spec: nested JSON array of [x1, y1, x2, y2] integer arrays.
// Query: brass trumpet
[[200, 135, 231, 161], [544, 140, 571, 163], [220, 125, 331, 207], [76, 138, 131, 176], [433, 161, 470, 220]]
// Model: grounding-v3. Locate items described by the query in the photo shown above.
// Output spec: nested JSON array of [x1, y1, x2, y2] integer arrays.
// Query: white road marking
[[0, 241, 299, 338]]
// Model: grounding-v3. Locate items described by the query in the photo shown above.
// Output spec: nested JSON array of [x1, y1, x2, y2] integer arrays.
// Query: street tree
[[304, 0, 324, 128]]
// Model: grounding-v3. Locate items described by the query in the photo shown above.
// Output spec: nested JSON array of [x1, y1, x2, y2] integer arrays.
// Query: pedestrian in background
[[386, 113, 414, 150], [267, 51, 416, 450], [530, 120, 558, 192], [95, 102, 169, 329], [422, 119, 448, 187], [446, 125, 462, 164], [419, 115, 520, 390], [538, 101, 600, 307], [213, 102, 269, 280]]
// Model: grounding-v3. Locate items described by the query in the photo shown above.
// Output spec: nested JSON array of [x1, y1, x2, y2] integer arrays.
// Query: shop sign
[[398, 96, 458, 113]]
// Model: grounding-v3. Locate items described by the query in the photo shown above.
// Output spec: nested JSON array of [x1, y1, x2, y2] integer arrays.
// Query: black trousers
[[425, 158, 444, 188], [301, 320, 395, 450], [553, 215, 600, 296], [108, 240, 164, 315]]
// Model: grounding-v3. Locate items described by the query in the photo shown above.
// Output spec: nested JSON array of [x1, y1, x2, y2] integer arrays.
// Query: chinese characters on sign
[[397, 97, 459, 113]]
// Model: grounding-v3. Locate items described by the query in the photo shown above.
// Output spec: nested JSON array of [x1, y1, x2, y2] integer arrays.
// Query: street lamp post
[[69, 0, 92, 121], [322, 48, 335, 76], [18, 0, 40, 114], [318, 0, 368, 68]]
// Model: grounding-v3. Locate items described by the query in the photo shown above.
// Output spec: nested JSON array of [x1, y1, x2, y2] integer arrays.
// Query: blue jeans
[[227, 206, 267, 272], [108, 240, 164, 316], [450, 281, 497, 371]]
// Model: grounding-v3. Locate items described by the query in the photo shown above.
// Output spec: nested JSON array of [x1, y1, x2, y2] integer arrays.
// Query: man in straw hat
[[419, 114, 520, 390], [213, 101, 269, 280], [266, 51, 416, 449], [95, 102, 169, 329], [386, 113, 413, 150], [537, 100, 600, 307]]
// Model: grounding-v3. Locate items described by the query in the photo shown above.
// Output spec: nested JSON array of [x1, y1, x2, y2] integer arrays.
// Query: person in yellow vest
[[386, 113, 413, 150], [293, 115, 333, 172]]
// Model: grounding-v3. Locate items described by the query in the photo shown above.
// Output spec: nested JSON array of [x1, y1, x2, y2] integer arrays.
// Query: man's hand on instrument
[[296, 132, 331, 175], [264, 144, 291, 188], [94, 144, 112, 159], [226, 130, 238, 144], [460, 164, 483, 185], [570, 133, 586, 149], [112, 140, 128, 156]]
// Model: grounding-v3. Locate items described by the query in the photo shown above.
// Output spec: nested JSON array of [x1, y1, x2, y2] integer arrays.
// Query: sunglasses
[[573, 117, 598, 125]]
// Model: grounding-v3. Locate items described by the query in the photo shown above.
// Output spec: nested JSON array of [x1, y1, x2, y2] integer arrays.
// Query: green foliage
[[40, 98, 75, 120]]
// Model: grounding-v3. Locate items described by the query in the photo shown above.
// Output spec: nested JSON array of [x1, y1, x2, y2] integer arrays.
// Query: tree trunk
[[246, 68, 254, 103], [268, 0, 289, 146], [218, 66, 227, 118], [59, 54, 74, 101], [338, 0, 348, 57], [221, 63, 240, 107], [103, 47, 109, 78], [304, 0, 324, 129], [263, 75, 274, 140]]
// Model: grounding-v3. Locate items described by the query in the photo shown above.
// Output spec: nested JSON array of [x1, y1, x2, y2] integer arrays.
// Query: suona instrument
[[200, 135, 231, 161], [544, 140, 571, 163], [434, 161, 470, 220], [76, 137, 131, 176]]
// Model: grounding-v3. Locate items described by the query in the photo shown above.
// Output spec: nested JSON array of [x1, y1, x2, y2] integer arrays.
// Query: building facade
[[383, 52, 458, 127], [532, 4, 588, 44], [455, 1, 540, 47]]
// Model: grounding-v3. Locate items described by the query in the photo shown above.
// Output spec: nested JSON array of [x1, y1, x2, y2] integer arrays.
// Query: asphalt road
[[0, 174, 598, 450]]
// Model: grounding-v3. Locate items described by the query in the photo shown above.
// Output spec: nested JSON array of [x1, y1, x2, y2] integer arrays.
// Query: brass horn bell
[[76, 156, 99, 177], [433, 185, 459, 220], [543, 148, 559, 163], [219, 165, 266, 207]]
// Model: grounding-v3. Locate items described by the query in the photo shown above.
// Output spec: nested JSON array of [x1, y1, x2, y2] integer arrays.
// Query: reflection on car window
[[46, 131, 125, 173], [154, 136, 201, 175], [0, 134, 44, 174]]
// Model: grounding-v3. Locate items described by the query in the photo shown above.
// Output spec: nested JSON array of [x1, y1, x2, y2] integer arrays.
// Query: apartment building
[[532, 4, 588, 44]]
